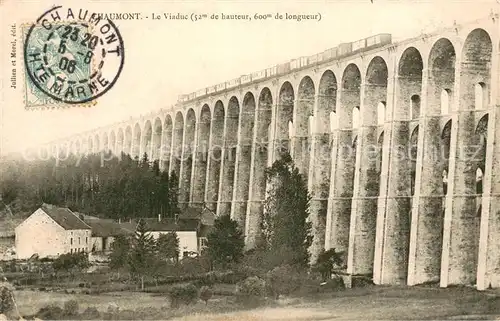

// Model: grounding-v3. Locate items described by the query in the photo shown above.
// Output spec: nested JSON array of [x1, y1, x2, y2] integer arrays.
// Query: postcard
[[1, 0, 500, 320]]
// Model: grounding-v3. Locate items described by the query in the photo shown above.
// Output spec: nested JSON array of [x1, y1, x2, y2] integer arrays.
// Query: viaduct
[[31, 13, 500, 290]]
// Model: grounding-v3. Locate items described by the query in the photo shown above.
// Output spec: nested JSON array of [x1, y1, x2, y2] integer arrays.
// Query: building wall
[[91, 236, 116, 252], [150, 231, 198, 260], [15, 209, 91, 259], [91, 237, 103, 252], [67, 229, 92, 254]]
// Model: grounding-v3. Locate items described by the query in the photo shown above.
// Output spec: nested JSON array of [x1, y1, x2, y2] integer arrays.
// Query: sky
[[1, 0, 499, 154]]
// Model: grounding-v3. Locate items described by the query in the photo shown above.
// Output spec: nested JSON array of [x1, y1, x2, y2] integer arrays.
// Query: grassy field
[[11, 284, 500, 320]]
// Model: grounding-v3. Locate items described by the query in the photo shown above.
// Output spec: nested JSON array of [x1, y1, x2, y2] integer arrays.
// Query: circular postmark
[[24, 6, 124, 104]]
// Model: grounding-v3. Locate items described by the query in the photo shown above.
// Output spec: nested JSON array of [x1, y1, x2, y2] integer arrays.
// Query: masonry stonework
[[45, 14, 500, 290]]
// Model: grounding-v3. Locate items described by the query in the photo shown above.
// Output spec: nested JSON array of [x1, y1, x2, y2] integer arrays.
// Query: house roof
[[40, 204, 91, 230], [120, 217, 200, 232], [79, 215, 133, 237], [145, 217, 200, 232], [181, 207, 216, 226]]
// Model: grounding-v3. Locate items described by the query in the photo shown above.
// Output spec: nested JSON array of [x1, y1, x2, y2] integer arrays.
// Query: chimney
[[158, 214, 161, 222], [174, 214, 179, 224], [118, 218, 121, 224], [79, 214, 84, 221]]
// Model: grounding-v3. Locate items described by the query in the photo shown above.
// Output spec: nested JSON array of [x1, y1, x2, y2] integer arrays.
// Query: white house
[[15, 204, 92, 259], [141, 217, 199, 260], [119, 213, 208, 261]]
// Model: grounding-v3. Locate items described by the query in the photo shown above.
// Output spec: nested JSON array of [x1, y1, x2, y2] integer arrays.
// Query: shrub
[[63, 300, 79, 316], [178, 257, 208, 276], [265, 265, 303, 298], [80, 307, 101, 319], [235, 276, 267, 307], [36, 304, 64, 320], [199, 286, 213, 305], [168, 283, 199, 308], [0, 286, 14, 314]]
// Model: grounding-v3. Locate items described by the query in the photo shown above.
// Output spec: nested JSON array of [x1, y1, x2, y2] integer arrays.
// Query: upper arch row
[[52, 22, 499, 147]]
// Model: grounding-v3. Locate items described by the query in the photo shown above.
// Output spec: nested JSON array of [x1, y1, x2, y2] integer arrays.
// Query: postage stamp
[[23, 5, 125, 107]]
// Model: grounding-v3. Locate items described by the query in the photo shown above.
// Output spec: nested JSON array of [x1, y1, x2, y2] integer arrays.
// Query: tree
[[206, 214, 245, 269], [312, 248, 344, 281], [128, 219, 156, 290], [0, 284, 14, 315], [168, 171, 180, 217], [156, 232, 180, 262], [52, 252, 90, 279], [262, 153, 312, 269], [109, 235, 131, 273]]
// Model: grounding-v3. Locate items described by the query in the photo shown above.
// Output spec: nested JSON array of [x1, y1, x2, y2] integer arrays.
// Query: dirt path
[[169, 286, 500, 321], [13, 285, 500, 320]]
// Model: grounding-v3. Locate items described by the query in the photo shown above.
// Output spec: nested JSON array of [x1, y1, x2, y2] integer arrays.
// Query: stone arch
[[142, 120, 152, 160], [124, 126, 132, 156], [219, 97, 240, 216], [179, 108, 196, 206], [258, 88, 273, 145], [152, 117, 162, 160], [276, 81, 294, 159], [93, 134, 100, 154], [454, 28, 492, 280], [87, 136, 93, 155], [294, 76, 315, 174], [364, 56, 388, 126], [117, 128, 124, 156], [241, 93, 256, 145], [132, 123, 141, 159], [206, 100, 225, 212], [232, 92, 256, 229], [68, 141, 74, 157], [461, 28, 492, 111], [408, 38, 456, 286], [341, 63, 361, 127], [109, 130, 116, 154], [171, 112, 184, 177], [447, 29, 492, 286], [428, 38, 456, 116], [162, 115, 173, 171], [398, 46, 423, 120], [75, 140, 81, 155], [318, 70, 338, 133], [102, 132, 109, 153], [349, 58, 388, 276], [57, 142, 69, 159], [192, 105, 212, 207], [246, 87, 273, 249], [328, 63, 361, 255]]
